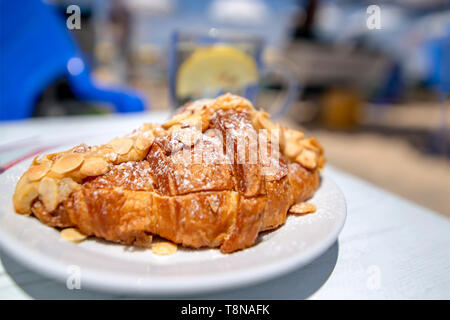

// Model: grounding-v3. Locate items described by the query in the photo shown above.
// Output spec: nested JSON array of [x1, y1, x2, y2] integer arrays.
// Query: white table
[[0, 113, 449, 299]]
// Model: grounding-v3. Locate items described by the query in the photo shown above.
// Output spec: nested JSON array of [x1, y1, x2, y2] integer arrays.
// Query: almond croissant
[[13, 94, 325, 253]]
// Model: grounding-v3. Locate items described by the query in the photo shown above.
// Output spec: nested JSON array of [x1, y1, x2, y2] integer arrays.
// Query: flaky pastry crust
[[13, 94, 325, 253]]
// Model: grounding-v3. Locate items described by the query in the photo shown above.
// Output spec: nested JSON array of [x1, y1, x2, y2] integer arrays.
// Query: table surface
[[0, 113, 449, 299]]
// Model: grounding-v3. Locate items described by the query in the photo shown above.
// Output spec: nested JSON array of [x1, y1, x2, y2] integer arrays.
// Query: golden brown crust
[[13, 93, 325, 253]]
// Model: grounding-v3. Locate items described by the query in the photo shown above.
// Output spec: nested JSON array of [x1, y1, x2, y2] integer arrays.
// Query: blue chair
[[0, 0, 147, 121], [425, 24, 450, 93], [423, 24, 450, 156]]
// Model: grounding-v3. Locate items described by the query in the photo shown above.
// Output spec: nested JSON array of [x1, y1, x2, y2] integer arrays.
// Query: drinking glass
[[169, 29, 298, 117]]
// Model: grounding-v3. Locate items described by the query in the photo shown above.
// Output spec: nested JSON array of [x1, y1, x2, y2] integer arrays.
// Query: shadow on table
[[0, 241, 339, 299]]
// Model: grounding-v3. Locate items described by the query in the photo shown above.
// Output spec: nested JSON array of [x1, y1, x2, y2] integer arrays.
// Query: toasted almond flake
[[261, 125, 284, 149], [80, 157, 109, 176], [31, 155, 40, 165], [52, 153, 84, 174], [190, 115, 206, 130], [61, 228, 87, 242], [58, 177, 80, 201], [289, 202, 316, 215], [152, 126, 166, 137], [13, 181, 39, 215], [162, 113, 190, 129], [174, 127, 201, 146], [98, 145, 118, 162], [284, 143, 303, 159], [28, 163, 51, 181], [254, 111, 276, 131], [15, 173, 30, 191], [296, 149, 317, 170], [258, 109, 271, 118], [152, 241, 177, 256], [301, 137, 322, 152], [38, 177, 58, 211], [110, 138, 133, 155], [143, 130, 156, 140], [284, 128, 303, 141], [317, 155, 326, 168], [135, 132, 154, 150]]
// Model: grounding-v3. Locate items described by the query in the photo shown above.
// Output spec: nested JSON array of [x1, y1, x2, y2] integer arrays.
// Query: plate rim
[[0, 175, 346, 296]]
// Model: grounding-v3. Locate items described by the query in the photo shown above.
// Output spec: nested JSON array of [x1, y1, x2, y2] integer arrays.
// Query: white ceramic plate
[[0, 159, 346, 295]]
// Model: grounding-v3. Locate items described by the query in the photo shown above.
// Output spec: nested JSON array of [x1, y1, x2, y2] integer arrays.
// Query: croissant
[[12, 94, 325, 253]]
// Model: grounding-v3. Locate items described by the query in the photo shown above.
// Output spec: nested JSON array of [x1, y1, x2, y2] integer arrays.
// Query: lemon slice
[[176, 45, 258, 98]]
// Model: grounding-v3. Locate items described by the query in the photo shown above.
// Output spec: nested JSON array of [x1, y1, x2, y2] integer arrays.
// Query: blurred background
[[0, 0, 449, 216]]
